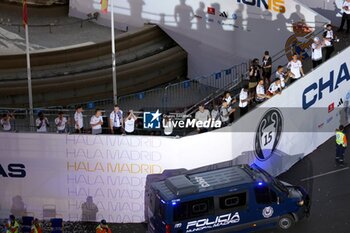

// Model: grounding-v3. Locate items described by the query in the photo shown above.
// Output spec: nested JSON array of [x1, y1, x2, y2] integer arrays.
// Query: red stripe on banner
[[23, 0, 28, 26]]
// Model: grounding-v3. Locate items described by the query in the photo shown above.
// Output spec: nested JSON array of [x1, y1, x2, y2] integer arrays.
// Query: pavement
[[108, 126, 350, 233], [0, 3, 127, 55], [91, 126, 350, 233], [257, 126, 350, 233]]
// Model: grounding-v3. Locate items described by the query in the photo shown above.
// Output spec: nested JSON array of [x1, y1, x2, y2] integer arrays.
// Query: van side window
[[255, 186, 271, 204], [219, 192, 246, 210], [173, 198, 214, 221]]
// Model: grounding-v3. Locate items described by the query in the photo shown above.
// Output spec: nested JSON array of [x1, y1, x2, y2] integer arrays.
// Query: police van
[[145, 164, 310, 233]]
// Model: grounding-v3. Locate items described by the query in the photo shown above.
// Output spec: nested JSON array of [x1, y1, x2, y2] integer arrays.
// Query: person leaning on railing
[[90, 109, 104, 135], [55, 111, 68, 134], [1, 113, 15, 132], [74, 105, 84, 134], [36, 112, 49, 133], [109, 105, 124, 135]]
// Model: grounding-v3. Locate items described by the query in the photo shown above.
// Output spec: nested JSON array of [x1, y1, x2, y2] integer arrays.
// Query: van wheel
[[278, 215, 294, 230]]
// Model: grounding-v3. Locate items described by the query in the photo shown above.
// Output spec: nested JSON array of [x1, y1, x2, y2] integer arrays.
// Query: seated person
[[256, 79, 271, 103], [222, 91, 236, 107], [268, 79, 283, 96], [220, 101, 235, 127]]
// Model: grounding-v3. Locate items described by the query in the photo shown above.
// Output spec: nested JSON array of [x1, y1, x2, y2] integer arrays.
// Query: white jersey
[[275, 71, 286, 88], [311, 43, 323, 61], [110, 110, 123, 127], [163, 120, 173, 136], [343, 1, 350, 14], [90, 115, 103, 130], [55, 117, 67, 131], [36, 118, 48, 132], [256, 84, 266, 101], [239, 89, 248, 108], [1, 119, 11, 131], [324, 30, 334, 46], [124, 118, 135, 133], [195, 110, 210, 122], [268, 82, 282, 94], [288, 60, 303, 79], [74, 112, 84, 129]]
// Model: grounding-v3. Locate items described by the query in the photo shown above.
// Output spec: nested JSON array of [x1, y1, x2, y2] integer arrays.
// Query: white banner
[[69, 0, 329, 78], [0, 47, 349, 223]]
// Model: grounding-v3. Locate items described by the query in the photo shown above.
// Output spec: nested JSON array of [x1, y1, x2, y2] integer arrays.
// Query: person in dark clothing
[[338, 0, 350, 33], [323, 24, 337, 61], [248, 58, 262, 101], [262, 51, 272, 89]]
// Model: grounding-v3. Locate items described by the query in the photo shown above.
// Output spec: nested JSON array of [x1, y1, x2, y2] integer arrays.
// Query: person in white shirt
[[124, 110, 137, 135], [222, 92, 237, 107], [162, 115, 174, 136], [90, 109, 103, 135], [275, 65, 289, 88], [211, 104, 220, 122], [220, 101, 235, 127], [239, 85, 250, 117], [268, 79, 283, 96], [256, 79, 271, 103], [222, 92, 236, 123], [36, 112, 49, 133], [311, 37, 324, 69], [287, 53, 305, 84], [109, 105, 124, 135], [338, 0, 350, 33], [55, 111, 68, 134], [195, 105, 210, 133], [74, 106, 84, 133], [323, 24, 336, 60], [1, 113, 14, 132]]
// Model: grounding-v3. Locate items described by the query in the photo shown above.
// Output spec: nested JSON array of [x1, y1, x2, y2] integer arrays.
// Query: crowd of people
[[192, 23, 341, 133], [0, 105, 139, 135], [0, 21, 343, 136], [1, 215, 113, 233], [2, 215, 40, 233]]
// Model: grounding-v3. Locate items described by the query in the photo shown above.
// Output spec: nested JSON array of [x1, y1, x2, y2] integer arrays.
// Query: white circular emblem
[[262, 206, 274, 218]]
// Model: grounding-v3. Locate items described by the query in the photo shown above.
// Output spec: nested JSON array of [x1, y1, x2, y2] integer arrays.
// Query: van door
[[148, 192, 166, 233], [172, 197, 215, 233], [253, 185, 281, 226]]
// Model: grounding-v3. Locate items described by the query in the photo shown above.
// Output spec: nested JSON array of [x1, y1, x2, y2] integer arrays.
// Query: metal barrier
[[61, 62, 248, 112], [3, 24, 349, 136], [0, 62, 248, 134]]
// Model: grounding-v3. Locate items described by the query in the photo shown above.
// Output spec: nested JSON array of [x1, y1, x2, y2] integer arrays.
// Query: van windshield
[[254, 166, 289, 194], [272, 178, 289, 194]]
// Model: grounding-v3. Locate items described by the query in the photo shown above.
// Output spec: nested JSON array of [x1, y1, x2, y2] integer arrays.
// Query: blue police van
[[145, 164, 310, 233]]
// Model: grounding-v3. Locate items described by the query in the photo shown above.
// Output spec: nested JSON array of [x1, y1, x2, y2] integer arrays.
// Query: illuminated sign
[[186, 212, 240, 232], [237, 0, 286, 13]]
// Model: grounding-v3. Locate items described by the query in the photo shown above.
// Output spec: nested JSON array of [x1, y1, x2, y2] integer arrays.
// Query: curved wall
[[0, 26, 187, 107], [1, 47, 349, 223]]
